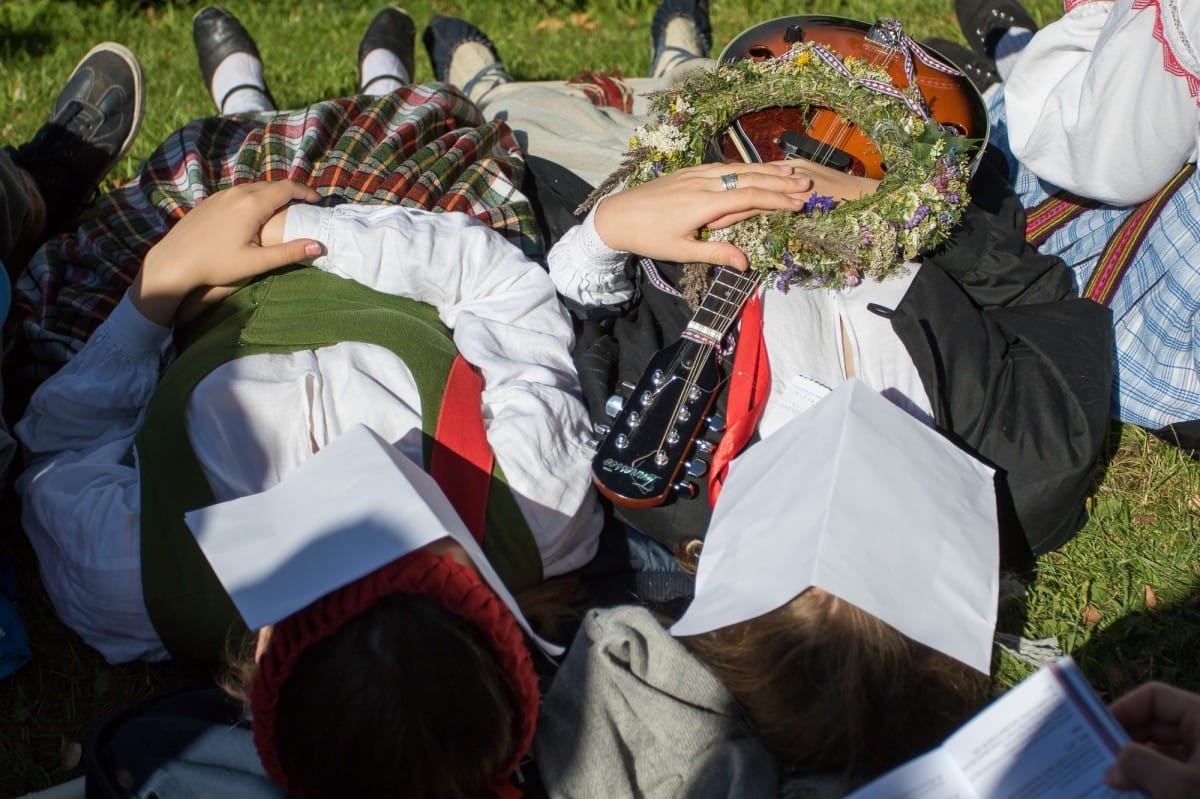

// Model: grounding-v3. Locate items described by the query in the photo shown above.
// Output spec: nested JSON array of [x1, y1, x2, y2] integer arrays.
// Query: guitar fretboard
[[683, 267, 759, 346]]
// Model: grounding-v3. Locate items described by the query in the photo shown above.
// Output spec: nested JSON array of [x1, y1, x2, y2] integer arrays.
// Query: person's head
[[229, 547, 539, 799], [677, 585, 988, 779]]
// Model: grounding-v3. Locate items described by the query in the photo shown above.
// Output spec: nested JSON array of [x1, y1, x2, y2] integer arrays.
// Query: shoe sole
[[71, 41, 146, 167]]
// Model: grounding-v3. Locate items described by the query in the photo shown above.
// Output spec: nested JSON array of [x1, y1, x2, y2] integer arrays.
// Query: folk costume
[[14, 88, 600, 664], [552, 150, 1114, 564], [989, 0, 1200, 439]]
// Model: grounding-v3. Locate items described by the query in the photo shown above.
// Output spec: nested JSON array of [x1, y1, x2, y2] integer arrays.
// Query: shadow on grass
[[1072, 579, 1200, 701]]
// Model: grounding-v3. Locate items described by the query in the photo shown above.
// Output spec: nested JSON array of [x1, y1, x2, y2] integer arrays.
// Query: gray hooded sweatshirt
[[534, 605, 848, 799]]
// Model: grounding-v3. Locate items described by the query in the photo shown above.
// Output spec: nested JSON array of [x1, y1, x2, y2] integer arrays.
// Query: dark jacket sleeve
[[890, 147, 1114, 563]]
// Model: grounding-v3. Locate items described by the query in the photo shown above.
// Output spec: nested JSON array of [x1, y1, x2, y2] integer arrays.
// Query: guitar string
[[629, 267, 758, 470], [809, 32, 897, 173]]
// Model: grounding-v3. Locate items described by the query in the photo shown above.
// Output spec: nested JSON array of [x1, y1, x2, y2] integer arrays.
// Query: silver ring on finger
[[720, 172, 739, 191]]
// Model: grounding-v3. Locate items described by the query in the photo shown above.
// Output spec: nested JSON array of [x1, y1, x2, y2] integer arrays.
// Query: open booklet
[[845, 656, 1144, 799]]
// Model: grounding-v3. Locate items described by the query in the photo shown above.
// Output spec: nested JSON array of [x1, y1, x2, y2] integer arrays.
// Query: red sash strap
[[567, 70, 634, 113], [1023, 191, 1103, 248], [429, 354, 493, 543], [1081, 162, 1196, 305], [1024, 163, 1196, 306], [707, 294, 771, 506]]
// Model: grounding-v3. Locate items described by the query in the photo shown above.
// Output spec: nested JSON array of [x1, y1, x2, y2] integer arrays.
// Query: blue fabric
[[85, 688, 284, 799], [988, 89, 1200, 429], [0, 594, 31, 680]]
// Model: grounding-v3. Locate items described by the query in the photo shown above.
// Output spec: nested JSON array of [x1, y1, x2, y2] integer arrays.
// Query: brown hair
[[273, 592, 513, 798], [681, 587, 988, 772], [221, 576, 584, 798], [676, 544, 987, 778]]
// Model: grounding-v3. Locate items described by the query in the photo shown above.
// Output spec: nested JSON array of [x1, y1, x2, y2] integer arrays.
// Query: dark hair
[[271, 592, 514, 799], [679, 584, 987, 778]]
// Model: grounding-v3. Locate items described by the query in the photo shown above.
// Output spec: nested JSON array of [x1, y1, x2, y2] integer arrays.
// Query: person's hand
[[593, 162, 815, 270], [1105, 682, 1200, 798], [787, 156, 881, 203], [132, 181, 322, 325]]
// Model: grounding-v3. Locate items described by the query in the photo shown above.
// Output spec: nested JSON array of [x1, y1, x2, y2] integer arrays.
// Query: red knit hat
[[250, 548, 540, 798]]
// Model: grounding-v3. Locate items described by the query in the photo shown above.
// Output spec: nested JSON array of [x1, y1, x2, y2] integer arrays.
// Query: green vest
[[136, 266, 542, 661]]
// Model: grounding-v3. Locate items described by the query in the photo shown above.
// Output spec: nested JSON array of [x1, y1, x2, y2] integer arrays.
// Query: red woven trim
[[1131, 0, 1200, 99], [251, 549, 539, 798], [567, 69, 634, 113]]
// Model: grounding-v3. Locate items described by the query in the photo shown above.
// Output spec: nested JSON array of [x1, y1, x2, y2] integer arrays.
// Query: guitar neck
[[684, 267, 760, 345]]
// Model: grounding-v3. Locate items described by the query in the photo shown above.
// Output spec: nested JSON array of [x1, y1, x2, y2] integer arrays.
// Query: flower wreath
[[585, 39, 978, 291]]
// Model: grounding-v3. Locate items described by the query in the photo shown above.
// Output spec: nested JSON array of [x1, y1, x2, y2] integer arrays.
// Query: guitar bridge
[[777, 130, 853, 172]]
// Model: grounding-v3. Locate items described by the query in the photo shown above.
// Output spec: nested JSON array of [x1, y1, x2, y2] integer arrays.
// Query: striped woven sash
[[1023, 163, 1196, 305]]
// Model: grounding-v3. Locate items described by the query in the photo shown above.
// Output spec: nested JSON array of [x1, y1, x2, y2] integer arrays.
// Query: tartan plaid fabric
[[988, 90, 1200, 429], [10, 85, 541, 385]]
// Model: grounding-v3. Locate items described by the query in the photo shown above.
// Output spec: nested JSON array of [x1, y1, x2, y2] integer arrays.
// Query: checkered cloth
[[988, 90, 1200, 429], [9, 85, 541, 387]]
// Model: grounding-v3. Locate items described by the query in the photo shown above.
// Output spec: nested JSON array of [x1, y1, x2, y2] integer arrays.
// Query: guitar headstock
[[591, 338, 723, 507]]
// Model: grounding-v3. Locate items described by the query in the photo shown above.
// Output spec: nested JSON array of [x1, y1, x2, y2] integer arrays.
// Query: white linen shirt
[[547, 209, 934, 442], [16, 204, 601, 664], [1004, 0, 1200, 204]]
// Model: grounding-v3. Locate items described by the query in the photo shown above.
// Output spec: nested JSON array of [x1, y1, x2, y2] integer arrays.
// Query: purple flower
[[803, 193, 838, 213], [903, 204, 931, 230]]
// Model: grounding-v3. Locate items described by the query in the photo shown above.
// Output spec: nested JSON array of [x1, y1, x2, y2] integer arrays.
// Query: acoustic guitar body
[[718, 16, 989, 178]]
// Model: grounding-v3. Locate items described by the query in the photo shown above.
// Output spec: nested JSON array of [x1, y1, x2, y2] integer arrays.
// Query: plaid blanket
[[9, 85, 541, 387]]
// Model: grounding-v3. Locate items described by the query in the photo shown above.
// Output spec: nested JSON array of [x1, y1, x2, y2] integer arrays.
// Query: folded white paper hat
[[185, 423, 562, 655], [670, 378, 999, 672]]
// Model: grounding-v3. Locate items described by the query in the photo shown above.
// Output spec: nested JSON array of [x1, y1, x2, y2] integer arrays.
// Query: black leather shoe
[[359, 7, 416, 91], [7, 42, 145, 237], [192, 5, 275, 112], [923, 37, 999, 94], [422, 15, 506, 86], [955, 0, 1038, 59], [650, 0, 712, 71]]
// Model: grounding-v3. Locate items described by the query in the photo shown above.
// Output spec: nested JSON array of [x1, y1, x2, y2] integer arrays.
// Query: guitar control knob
[[688, 386, 702, 402], [651, 369, 666, 386], [667, 428, 681, 444], [604, 394, 625, 419], [677, 406, 691, 422], [640, 391, 655, 407], [673, 481, 698, 499], [654, 449, 669, 466], [615, 434, 630, 450], [693, 439, 716, 454], [627, 411, 641, 428], [706, 415, 727, 433], [685, 459, 708, 477], [783, 24, 804, 44]]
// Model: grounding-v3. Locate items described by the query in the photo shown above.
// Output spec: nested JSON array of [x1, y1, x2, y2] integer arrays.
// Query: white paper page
[[185, 424, 563, 655], [941, 658, 1136, 799], [843, 749, 976, 799]]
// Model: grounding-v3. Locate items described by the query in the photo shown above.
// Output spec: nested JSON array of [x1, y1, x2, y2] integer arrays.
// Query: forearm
[[16, 293, 170, 459]]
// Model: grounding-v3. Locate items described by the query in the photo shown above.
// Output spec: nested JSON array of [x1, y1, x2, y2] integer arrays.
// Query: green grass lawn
[[2, 0, 1199, 795]]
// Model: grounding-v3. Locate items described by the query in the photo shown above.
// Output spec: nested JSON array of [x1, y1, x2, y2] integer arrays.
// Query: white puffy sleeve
[[1004, 0, 1200, 204]]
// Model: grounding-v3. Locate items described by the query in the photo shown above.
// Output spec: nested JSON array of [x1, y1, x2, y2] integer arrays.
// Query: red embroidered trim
[[1131, 0, 1200, 99]]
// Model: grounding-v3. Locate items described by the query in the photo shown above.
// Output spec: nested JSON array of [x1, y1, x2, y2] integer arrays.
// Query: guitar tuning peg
[[593, 423, 612, 437], [685, 459, 708, 477], [672, 481, 698, 499], [604, 394, 625, 419], [693, 439, 715, 454], [619, 381, 637, 393], [705, 415, 727, 434]]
